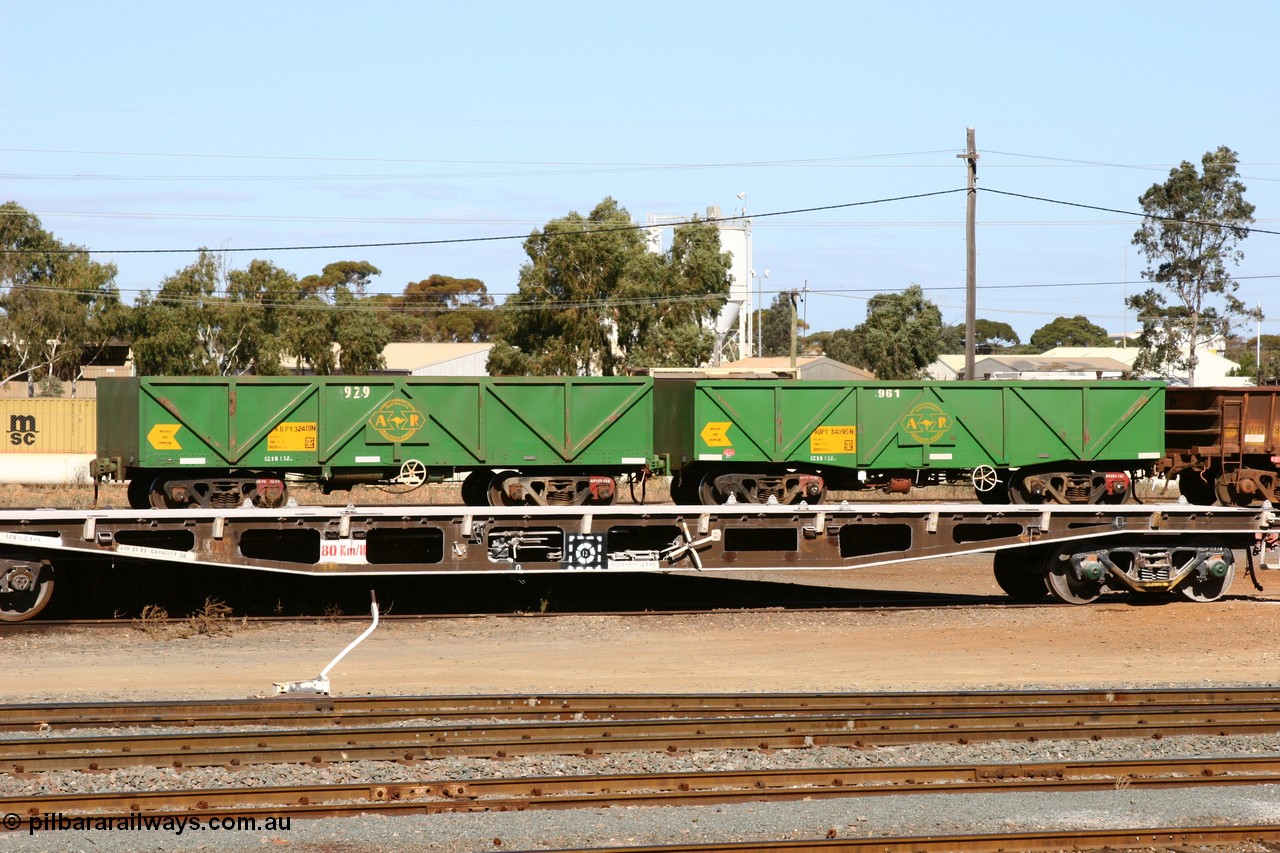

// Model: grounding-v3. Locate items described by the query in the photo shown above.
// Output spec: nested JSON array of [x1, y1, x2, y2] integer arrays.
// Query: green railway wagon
[[657, 379, 1166, 504], [95, 376, 655, 509]]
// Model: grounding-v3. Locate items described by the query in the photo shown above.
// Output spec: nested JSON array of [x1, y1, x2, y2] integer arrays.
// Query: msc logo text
[[8, 415, 37, 446]]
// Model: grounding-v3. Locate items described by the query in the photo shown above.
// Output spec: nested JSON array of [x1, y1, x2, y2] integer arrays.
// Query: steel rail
[[9, 705, 1280, 772], [8, 754, 1280, 821], [7, 688, 1280, 732], [503, 826, 1280, 852]]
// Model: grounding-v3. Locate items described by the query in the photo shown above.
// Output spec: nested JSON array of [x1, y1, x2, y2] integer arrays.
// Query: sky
[[3, 0, 1278, 347]]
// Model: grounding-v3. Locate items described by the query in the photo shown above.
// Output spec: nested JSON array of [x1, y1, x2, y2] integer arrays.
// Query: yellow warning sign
[[809, 425, 856, 455], [268, 421, 317, 452], [147, 424, 182, 450], [700, 421, 732, 447]]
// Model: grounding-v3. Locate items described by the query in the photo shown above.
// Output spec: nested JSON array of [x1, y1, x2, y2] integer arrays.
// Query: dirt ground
[[7, 552, 1280, 703]]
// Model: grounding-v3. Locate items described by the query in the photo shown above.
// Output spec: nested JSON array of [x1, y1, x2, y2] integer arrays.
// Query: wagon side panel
[[483, 377, 653, 468]]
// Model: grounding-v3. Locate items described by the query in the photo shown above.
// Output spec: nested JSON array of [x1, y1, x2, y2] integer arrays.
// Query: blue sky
[[3, 0, 1278, 344]]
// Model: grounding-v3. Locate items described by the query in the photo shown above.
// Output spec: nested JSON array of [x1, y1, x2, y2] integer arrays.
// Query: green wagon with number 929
[[94, 375, 656, 509]]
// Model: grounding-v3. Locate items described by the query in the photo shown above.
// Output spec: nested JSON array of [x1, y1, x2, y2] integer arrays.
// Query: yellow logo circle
[[902, 402, 950, 444], [368, 398, 424, 442]]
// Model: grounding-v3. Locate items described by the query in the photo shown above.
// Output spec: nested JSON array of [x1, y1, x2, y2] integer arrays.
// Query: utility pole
[[957, 127, 979, 379], [789, 290, 799, 374]]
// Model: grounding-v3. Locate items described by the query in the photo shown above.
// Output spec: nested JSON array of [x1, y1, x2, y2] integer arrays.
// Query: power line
[[12, 271, 1280, 315], [0, 145, 953, 171], [1, 190, 968, 255], [981, 187, 1280, 236]]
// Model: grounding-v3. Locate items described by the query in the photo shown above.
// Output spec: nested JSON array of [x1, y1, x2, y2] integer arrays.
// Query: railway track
[[10, 753, 1280, 820], [5, 687, 1280, 731], [6, 691, 1280, 851], [9, 691, 1280, 773], [504, 828, 1280, 852]]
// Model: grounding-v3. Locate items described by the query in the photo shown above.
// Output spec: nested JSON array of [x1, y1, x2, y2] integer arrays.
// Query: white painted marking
[[0, 531, 61, 548], [608, 559, 660, 571], [116, 543, 197, 562]]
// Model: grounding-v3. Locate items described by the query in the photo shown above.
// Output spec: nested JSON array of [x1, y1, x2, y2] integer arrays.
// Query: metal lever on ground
[[273, 591, 380, 696]]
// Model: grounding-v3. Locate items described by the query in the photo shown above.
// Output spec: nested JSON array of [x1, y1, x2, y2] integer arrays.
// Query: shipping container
[[0, 399, 96, 454]]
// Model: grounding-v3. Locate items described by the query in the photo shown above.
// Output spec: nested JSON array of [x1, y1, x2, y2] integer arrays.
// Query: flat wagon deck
[[0, 501, 1272, 620]]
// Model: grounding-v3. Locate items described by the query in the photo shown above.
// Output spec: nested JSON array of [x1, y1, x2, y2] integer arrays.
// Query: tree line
[[0, 146, 1263, 392]]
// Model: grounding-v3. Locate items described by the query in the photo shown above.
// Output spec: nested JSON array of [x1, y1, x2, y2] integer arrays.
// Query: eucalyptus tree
[[489, 198, 731, 375], [1126, 146, 1257, 384], [1027, 315, 1111, 352], [0, 202, 125, 395], [844, 285, 943, 379], [390, 274, 499, 342]]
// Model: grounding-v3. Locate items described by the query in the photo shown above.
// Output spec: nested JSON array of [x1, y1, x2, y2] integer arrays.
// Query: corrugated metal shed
[[970, 355, 1133, 380], [381, 343, 495, 376], [714, 356, 875, 381]]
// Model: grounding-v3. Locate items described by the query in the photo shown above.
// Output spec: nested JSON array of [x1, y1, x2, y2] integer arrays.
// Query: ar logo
[[368, 398, 424, 442], [902, 402, 950, 444]]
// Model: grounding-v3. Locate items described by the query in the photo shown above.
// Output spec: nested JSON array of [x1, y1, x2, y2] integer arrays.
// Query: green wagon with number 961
[[656, 378, 1166, 505]]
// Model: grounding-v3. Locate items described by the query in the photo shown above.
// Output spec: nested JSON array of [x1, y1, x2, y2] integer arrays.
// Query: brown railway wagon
[[1161, 386, 1280, 506]]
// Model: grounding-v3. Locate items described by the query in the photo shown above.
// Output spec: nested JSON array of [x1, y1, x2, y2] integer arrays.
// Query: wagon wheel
[[1045, 546, 1104, 605], [0, 563, 54, 623], [668, 473, 694, 506], [1214, 479, 1256, 508], [460, 470, 494, 506], [1178, 539, 1236, 603], [697, 471, 735, 505], [127, 474, 154, 510], [1007, 471, 1047, 505], [992, 550, 1049, 602], [1176, 470, 1217, 506], [487, 471, 526, 506], [148, 473, 195, 509]]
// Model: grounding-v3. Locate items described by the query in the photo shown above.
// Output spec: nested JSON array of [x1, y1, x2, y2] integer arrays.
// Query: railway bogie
[[1034, 538, 1237, 604], [990, 534, 1241, 605]]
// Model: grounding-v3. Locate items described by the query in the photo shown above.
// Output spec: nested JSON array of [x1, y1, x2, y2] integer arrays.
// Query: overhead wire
[[2, 181, 1276, 322], [0, 190, 969, 255]]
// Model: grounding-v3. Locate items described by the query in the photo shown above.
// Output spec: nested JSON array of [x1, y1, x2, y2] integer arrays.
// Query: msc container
[[96, 376, 655, 505], [656, 379, 1166, 502], [0, 399, 96, 454], [0, 399, 97, 485]]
